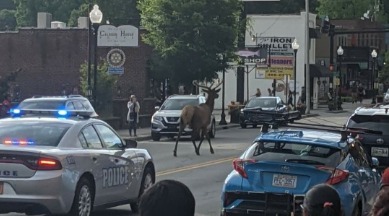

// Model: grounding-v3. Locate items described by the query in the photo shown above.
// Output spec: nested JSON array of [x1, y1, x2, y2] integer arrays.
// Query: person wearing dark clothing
[[1, 94, 11, 118], [127, 95, 140, 137], [351, 83, 357, 104], [302, 184, 342, 216], [357, 84, 364, 103], [139, 180, 195, 216], [287, 92, 294, 110]]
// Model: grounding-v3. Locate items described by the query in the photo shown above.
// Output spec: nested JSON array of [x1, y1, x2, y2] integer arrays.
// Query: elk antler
[[192, 80, 210, 90], [212, 79, 223, 89]]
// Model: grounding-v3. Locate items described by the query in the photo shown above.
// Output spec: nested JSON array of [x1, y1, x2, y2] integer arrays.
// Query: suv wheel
[[151, 132, 161, 141], [209, 120, 216, 138], [240, 123, 247, 128]]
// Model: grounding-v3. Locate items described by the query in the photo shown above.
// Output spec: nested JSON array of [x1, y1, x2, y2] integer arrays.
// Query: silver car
[[0, 109, 155, 216], [384, 89, 389, 104], [151, 95, 216, 141]]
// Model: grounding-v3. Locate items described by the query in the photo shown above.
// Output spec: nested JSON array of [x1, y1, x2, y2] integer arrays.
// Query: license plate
[[272, 174, 297, 188], [371, 147, 389, 157], [0, 182, 3, 194], [168, 125, 178, 129]]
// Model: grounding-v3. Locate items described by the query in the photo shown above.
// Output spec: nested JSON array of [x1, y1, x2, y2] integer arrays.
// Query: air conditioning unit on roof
[[51, 21, 66, 29]]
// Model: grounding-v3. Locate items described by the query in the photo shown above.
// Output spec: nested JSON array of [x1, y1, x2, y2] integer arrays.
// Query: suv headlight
[[152, 116, 163, 122]]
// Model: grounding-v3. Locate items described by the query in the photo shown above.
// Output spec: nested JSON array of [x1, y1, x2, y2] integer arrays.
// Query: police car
[[0, 108, 155, 216]]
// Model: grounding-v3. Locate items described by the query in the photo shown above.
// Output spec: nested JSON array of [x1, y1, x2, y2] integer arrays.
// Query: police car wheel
[[130, 166, 155, 213], [68, 178, 93, 216]]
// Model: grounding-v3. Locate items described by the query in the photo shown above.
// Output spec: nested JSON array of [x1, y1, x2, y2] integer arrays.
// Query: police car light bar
[[10, 108, 94, 119]]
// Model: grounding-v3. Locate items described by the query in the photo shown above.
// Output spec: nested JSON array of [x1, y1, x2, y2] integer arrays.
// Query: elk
[[173, 80, 222, 157]]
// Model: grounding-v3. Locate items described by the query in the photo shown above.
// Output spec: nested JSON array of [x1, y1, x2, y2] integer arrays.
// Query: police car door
[[78, 125, 119, 205], [94, 124, 137, 202]]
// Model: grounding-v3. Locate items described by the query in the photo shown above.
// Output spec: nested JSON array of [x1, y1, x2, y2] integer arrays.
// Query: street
[[2, 109, 352, 216]]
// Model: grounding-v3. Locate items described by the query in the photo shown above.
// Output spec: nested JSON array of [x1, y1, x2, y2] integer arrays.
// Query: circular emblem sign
[[107, 48, 126, 67]]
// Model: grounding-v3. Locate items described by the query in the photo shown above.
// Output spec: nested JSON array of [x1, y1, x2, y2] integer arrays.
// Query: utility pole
[[305, 0, 310, 114]]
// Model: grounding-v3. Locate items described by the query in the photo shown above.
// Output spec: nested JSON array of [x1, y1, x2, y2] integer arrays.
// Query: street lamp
[[292, 38, 299, 110], [219, 54, 227, 125], [89, 4, 103, 104], [371, 49, 378, 104], [337, 46, 344, 110]]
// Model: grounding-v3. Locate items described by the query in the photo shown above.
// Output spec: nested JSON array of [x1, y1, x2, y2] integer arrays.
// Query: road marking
[[156, 156, 236, 177]]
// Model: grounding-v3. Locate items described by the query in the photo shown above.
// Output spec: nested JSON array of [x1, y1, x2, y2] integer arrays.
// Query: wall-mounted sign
[[107, 48, 126, 67], [236, 47, 268, 67], [98, 25, 139, 47]]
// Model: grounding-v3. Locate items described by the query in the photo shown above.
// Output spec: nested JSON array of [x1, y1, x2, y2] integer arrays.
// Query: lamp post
[[371, 49, 377, 104], [292, 39, 299, 110], [219, 54, 227, 125], [89, 4, 103, 104], [337, 46, 344, 110]]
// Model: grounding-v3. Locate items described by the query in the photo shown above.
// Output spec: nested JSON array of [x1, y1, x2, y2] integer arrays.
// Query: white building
[[214, 12, 317, 109]]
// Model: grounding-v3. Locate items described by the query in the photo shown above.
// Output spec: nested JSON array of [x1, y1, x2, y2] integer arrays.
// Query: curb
[[123, 123, 241, 141]]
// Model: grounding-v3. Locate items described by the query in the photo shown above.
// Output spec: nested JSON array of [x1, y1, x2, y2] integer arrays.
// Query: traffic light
[[321, 16, 330, 34]]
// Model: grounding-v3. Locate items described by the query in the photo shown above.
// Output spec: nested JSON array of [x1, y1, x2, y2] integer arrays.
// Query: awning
[[309, 64, 331, 77]]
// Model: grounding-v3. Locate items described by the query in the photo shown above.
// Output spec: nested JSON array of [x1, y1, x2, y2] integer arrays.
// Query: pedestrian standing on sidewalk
[[127, 95, 140, 137], [357, 84, 365, 104], [351, 82, 357, 104]]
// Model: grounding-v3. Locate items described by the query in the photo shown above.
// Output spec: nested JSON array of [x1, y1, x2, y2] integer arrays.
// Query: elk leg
[[197, 129, 207, 155], [205, 128, 214, 154], [192, 130, 199, 155], [174, 123, 184, 157]]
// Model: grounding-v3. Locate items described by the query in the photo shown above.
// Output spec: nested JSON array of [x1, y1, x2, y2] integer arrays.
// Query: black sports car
[[239, 96, 301, 128]]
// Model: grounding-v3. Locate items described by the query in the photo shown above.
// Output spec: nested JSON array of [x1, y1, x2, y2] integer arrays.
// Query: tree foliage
[[138, 0, 242, 85], [0, 9, 16, 30], [316, 0, 382, 20], [79, 60, 117, 114], [12, 0, 139, 28], [378, 52, 389, 86], [245, 0, 318, 14]]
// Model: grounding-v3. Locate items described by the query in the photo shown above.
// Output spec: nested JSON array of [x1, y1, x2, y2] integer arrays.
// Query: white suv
[[151, 95, 216, 141]]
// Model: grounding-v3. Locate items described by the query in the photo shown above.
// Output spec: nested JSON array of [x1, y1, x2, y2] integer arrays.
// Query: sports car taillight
[[317, 166, 349, 185], [25, 157, 63, 171], [232, 159, 255, 178]]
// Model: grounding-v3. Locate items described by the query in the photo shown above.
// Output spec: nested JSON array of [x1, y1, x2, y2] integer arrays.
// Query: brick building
[[315, 19, 385, 92], [0, 27, 152, 108]]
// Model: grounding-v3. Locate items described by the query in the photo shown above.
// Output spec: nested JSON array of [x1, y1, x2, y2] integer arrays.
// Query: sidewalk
[[117, 99, 373, 141]]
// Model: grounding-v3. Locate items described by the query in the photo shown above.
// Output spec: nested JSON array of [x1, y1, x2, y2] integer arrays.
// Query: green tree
[[0, 9, 16, 30], [68, 0, 140, 27], [317, 0, 377, 19], [79, 60, 117, 115], [245, 0, 318, 14], [378, 52, 389, 86], [138, 0, 242, 85]]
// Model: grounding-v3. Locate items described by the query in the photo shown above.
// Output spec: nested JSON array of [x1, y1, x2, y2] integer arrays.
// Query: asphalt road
[[3, 120, 349, 216]]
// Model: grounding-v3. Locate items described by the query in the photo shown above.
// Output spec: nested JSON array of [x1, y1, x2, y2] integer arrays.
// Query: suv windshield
[[18, 100, 65, 110], [246, 98, 277, 108], [247, 141, 341, 167], [160, 98, 198, 110], [347, 114, 389, 135], [0, 122, 71, 146]]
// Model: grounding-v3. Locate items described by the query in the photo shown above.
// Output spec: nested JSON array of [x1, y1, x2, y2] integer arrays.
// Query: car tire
[[130, 166, 155, 213], [272, 124, 279, 129], [240, 123, 247, 129], [151, 132, 161, 141], [253, 124, 257, 128], [68, 178, 94, 216], [209, 120, 216, 138]]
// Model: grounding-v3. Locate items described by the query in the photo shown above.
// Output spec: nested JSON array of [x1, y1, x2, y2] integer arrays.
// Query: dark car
[[239, 96, 301, 129], [345, 104, 389, 171], [12, 95, 98, 118]]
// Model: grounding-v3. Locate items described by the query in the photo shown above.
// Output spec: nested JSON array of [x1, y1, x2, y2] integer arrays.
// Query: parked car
[[221, 128, 381, 216], [239, 96, 301, 129], [0, 108, 155, 216], [384, 88, 389, 104], [151, 94, 216, 141], [345, 104, 389, 171]]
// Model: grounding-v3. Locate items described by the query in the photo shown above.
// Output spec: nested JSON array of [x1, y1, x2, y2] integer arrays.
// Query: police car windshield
[[18, 100, 65, 110], [0, 122, 70, 147], [247, 142, 341, 167], [161, 98, 198, 110], [246, 98, 277, 108], [347, 115, 389, 135]]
